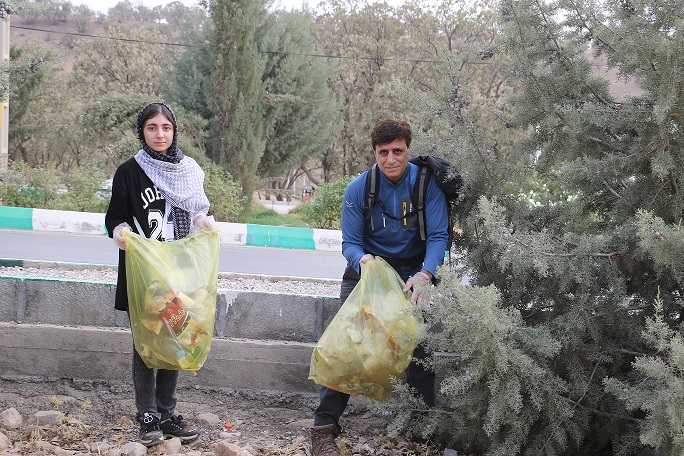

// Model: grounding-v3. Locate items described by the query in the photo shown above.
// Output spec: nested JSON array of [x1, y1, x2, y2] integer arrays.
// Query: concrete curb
[[0, 322, 319, 393], [0, 206, 343, 252]]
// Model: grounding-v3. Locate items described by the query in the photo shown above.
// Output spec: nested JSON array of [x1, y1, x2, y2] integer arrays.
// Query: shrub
[[203, 164, 245, 223], [295, 175, 354, 230], [56, 167, 109, 213], [0, 161, 58, 208]]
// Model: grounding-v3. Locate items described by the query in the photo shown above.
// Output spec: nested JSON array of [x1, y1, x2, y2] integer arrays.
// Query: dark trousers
[[313, 263, 436, 436], [131, 344, 179, 423]]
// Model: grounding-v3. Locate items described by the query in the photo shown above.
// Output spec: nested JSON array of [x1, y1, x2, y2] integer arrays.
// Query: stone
[[26, 440, 74, 455], [0, 408, 22, 430], [157, 436, 182, 454], [119, 441, 148, 455], [196, 412, 221, 427], [89, 441, 112, 453], [0, 432, 11, 451], [30, 410, 63, 426], [214, 440, 253, 456]]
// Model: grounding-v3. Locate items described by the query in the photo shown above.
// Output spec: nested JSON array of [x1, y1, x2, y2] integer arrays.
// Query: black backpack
[[363, 155, 462, 251]]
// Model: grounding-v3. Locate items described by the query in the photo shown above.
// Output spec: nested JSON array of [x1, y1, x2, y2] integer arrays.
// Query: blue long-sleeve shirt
[[341, 162, 449, 276]]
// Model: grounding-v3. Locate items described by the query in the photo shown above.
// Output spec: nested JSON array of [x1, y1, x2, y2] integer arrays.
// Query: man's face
[[374, 138, 410, 184]]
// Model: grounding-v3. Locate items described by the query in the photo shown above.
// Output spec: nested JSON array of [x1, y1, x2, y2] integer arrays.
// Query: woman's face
[[142, 113, 174, 153]]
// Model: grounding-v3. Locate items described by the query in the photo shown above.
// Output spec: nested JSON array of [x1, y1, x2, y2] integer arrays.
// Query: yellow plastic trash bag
[[124, 228, 220, 374], [309, 257, 422, 401]]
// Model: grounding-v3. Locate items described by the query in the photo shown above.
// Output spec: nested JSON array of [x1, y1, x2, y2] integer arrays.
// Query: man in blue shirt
[[309, 119, 449, 455]]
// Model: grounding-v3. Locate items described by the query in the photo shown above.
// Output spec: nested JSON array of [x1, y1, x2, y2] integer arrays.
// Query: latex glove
[[359, 254, 374, 267], [112, 223, 131, 251], [404, 270, 432, 307], [194, 215, 216, 230]]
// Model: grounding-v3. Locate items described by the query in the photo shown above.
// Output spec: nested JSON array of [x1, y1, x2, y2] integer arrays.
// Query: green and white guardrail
[[0, 206, 342, 252]]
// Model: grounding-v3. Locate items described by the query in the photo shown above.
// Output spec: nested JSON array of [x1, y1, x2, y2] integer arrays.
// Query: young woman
[[105, 102, 214, 447]]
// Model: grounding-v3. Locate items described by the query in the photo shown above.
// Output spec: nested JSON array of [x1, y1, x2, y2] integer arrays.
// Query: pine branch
[[560, 395, 641, 424], [668, 169, 678, 195], [541, 363, 600, 451], [588, 135, 624, 153], [571, 362, 599, 411], [613, 348, 651, 357], [510, 236, 626, 258], [603, 180, 622, 198]]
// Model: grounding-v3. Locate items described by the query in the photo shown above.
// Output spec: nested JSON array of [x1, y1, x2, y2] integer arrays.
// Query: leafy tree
[[107, 0, 135, 23], [71, 4, 94, 33], [40, 0, 67, 25], [55, 166, 109, 213], [311, 0, 411, 179], [70, 94, 150, 173], [16, 0, 44, 24], [206, 0, 266, 212], [382, 0, 684, 455], [308, 0, 508, 181], [162, 1, 207, 33], [256, 10, 339, 192], [69, 26, 171, 98], [7, 41, 68, 167]]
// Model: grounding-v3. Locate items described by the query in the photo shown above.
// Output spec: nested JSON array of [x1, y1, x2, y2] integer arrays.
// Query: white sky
[[74, 0, 309, 14]]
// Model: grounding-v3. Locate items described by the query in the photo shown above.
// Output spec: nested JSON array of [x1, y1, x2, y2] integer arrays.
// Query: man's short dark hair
[[371, 119, 412, 149]]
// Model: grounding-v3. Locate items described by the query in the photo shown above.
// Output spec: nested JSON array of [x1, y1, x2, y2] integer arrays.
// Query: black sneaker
[[160, 415, 201, 443], [138, 412, 164, 447]]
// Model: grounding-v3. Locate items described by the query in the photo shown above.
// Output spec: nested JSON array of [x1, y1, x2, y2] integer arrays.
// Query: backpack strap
[[414, 165, 430, 241], [363, 164, 380, 231]]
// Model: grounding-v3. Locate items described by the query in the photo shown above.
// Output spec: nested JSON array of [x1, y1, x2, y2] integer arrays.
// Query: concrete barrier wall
[[0, 276, 340, 393], [0, 322, 318, 392], [0, 206, 342, 252]]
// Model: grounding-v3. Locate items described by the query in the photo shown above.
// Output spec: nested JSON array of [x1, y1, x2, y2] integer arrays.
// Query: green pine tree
[[207, 0, 266, 212], [385, 0, 684, 455], [257, 10, 339, 186]]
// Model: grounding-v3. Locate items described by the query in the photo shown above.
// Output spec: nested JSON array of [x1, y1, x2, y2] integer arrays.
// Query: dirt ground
[[0, 376, 443, 455]]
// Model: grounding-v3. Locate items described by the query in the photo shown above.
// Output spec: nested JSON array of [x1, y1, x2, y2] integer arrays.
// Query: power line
[[13, 25, 615, 68], [14, 25, 201, 48], [13, 24, 489, 65]]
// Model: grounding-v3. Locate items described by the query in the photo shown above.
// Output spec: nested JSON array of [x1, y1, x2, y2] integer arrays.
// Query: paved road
[[0, 229, 347, 280]]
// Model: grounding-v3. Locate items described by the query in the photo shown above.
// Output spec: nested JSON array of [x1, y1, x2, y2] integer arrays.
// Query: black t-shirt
[[105, 157, 171, 311]]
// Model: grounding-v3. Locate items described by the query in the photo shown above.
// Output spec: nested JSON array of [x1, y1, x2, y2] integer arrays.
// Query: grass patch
[[246, 203, 310, 228]]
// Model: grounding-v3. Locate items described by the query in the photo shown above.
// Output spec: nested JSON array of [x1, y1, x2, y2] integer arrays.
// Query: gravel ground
[[0, 266, 342, 297], [0, 376, 443, 455]]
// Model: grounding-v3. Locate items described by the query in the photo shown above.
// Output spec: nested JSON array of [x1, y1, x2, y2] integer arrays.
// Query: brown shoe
[[309, 424, 341, 456]]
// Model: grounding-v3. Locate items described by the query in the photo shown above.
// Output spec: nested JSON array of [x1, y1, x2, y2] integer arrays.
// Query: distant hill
[[9, 14, 177, 74]]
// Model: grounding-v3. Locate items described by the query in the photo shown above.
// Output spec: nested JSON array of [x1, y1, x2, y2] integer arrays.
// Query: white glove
[[403, 270, 432, 307], [359, 254, 374, 267], [194, 215, 216, 230], [112, 223, 131, 250]]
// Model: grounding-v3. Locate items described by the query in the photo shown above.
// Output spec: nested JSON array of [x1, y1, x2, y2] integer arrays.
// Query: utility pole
[[0, 4, 9, 173]]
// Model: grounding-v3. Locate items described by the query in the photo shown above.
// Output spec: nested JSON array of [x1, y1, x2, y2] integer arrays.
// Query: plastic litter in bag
[[309, 257, 422, 401], [124, 228, 220, 373]]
